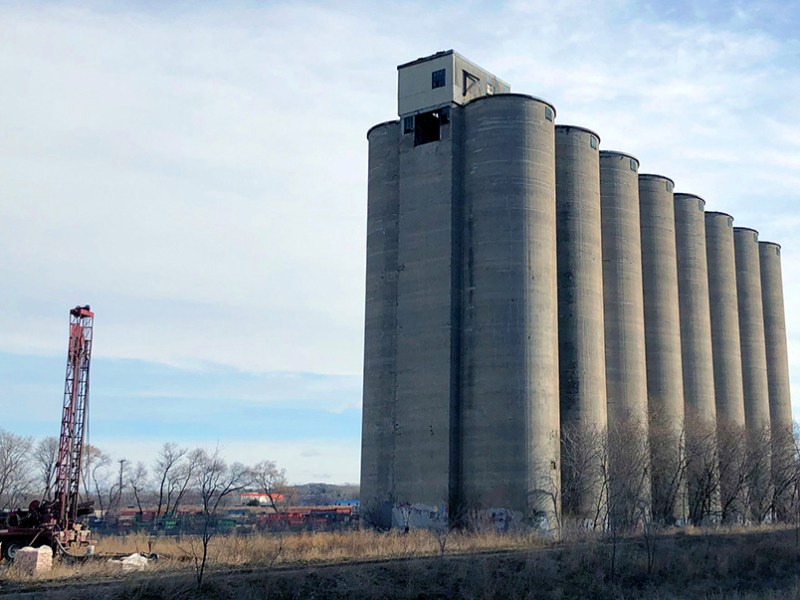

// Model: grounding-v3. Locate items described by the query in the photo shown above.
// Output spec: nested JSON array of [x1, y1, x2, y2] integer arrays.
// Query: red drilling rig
[[0, 305, 96, 561]]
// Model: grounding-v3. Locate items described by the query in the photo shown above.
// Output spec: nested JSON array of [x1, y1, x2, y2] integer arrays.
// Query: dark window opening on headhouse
[[403, 116, 414, 134], [414, 108, 449, 146], [432, 69, 446, 89], [630, 159, 637, 172], [545, 106, 554, 122]]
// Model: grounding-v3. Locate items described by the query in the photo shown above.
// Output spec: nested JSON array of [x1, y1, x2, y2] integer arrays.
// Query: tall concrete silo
[[674, 194, 716, 423], [705, 212, 746, 427], [674, 193, 718, 523], [600, 151, 650, 525], [639, 174, 686, 523], [734, 227, 772, 520], [555, 125, 607, 520], [360, 121, 401, 521], [600, 151, 648, 426], [733, 227, 771, 436], [392, 103, 464, 513], [759, 241, 792, 432], [461, 94, 560, 528]]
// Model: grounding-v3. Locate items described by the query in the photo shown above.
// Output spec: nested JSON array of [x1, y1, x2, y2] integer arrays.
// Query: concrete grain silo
[[391, 102, 463, 520], [759, 241, 793, 433], [600, 151, 651, 524], [600, 152, 649, 427], [360, 50, 793, 531], [674, 194, 716, 423], [555, 125, 607, 520], [705, 213, 746, 428], [639, 174, 686, 523], [674, 193, 718, 522], [461, 94, 560, 528], [733, 227, 771, 436], [360, 121, 401, 523], [733, 227, 772, 520], [759, 241, 793, 517]]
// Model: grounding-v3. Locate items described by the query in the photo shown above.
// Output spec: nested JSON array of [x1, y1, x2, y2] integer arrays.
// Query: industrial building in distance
[[359, 50, 792, 530]]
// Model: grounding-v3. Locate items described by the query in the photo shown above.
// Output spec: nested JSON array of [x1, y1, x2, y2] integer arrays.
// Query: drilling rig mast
[[54, 305, 94, 534]]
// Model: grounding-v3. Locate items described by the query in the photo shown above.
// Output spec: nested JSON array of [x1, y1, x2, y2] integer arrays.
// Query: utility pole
[[118, 458, 126, 509]]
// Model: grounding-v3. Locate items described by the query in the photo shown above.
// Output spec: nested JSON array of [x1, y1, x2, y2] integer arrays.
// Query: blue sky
[[0, 0, 798, 483]]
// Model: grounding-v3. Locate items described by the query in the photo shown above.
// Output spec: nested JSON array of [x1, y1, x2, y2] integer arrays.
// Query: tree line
[[0, 432, 291, 518], [559, 411, 800, 532]]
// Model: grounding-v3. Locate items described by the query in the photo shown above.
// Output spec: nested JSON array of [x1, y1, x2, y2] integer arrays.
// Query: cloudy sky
[[1, 0, 798, 484]]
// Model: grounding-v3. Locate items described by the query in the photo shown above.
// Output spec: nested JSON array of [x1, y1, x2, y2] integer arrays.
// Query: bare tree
[[0, 430, 34, 509], [607, 418, 651, 532], [81, 444, 105, 500], [684, 413, 720, 525], [251, 460, 289, 513], [717, 421, 749, 523], [88, 449, 114, 516], [561, 423, 608, 530], [743, 424, 772, 524], [33, 436, 59, 500], [153, 442, 200, 517], [770, 424, 800, 522], [128, 461, 150, 520], [604, 418, 650, 581], [649, 408, 688, 526], [191, 447, 251, 586], [169, 448, 202, 516]]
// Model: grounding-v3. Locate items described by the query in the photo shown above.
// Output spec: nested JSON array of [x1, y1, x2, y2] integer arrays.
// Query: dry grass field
[[2, 526, 800, 598]]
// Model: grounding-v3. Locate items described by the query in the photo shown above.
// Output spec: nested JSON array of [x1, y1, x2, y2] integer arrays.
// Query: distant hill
[[292, 483, 359, 506]]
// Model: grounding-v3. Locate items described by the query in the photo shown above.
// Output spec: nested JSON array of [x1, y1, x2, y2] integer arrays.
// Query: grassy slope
[[4, 527, 800, 599]]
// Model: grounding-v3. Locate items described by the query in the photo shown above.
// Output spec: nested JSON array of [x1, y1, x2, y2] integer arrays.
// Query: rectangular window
[[698, 200, 703, 211], [630, 159, 637, 172], [666, 180, 674, 192], [545, 106, 554, 122], [432, 69, 446, 89], [727, 217, 733, 227], [590, 136, 598, 150], [777, 247, 781, 256], [486, 83, 494, 95], [403, 116, 414, 134], [754, 232, 758, 242]]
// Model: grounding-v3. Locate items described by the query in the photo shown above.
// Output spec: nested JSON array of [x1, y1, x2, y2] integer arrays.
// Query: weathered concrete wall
[[360, 121, 400, 519], [600, 150, 651, 524], [759, 241, 793, 433], [599, 152, 649, 427], [705, 212, 745, 427], [674, 193, 718, 523], [734, 227, 771, 436], [555, 125, 607, 519], [674, 194, 716, 424], [639, 174, 686, 523], [393, 107, 463, 507], [461, 94, 560, 528], [639, 175, 685, 432]]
